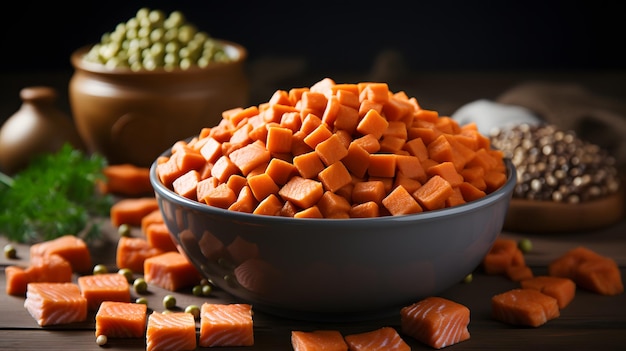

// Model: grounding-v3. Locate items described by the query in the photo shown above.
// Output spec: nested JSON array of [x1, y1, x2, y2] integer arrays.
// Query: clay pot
[[0, 86, 85, 175], [69, 40, 249, 167]]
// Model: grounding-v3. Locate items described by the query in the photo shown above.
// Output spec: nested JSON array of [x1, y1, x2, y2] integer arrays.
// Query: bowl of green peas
[[69, 8, 249, 167]]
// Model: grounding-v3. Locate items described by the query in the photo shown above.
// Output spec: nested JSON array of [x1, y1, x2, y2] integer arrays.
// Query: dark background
[[1, 1, 625, 124], [2, 1, 625, 74]]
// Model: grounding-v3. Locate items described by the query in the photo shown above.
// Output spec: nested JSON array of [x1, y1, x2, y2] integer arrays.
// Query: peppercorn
[[490, 124, 621, 203]]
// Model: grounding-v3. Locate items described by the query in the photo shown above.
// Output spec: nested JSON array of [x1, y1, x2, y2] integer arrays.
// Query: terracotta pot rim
[[70, 39, 247, 76]]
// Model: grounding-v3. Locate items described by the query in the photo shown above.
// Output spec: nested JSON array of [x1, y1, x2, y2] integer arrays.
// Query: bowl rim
[[150, 153, 517, 226], [70, 38, 247, 75]]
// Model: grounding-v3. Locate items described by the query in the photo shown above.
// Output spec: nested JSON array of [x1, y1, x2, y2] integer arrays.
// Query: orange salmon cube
[[77, 273, 131, 310], [401, 296, 470, 349], [24, 282, 87, 326], [344, 327, 410, 351], [96, 301, 147, 338], [199, 303, 254, 347], [29, 234, 92, 274], [144, 251, 202, 291], [492, 288, 560, 327], [291, 330, 348, 351], [146, 312, 196, 351]]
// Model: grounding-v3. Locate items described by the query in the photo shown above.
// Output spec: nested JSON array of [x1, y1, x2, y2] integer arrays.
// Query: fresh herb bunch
[[0, 143, 113, 244]]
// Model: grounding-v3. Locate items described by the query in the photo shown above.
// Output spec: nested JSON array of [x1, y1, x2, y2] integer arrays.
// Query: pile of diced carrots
[[156, 78, 508, 218]]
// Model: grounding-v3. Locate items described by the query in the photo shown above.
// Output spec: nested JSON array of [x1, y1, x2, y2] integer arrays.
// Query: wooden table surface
[[1, 69, 626, 350], [1, 216, 626, 350]]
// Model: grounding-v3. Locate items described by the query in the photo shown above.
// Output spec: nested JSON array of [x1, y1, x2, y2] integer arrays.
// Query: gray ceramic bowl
[[151, 157, 516, 321]]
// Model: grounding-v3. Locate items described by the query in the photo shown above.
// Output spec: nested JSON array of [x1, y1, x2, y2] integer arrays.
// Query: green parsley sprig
[[0, 144, 113, 244]]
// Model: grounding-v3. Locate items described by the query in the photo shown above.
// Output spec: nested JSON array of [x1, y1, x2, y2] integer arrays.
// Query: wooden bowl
[[503, 190, 625, 234]]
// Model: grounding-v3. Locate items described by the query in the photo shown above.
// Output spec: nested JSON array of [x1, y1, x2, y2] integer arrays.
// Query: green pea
[[202, 284, 212, 296], [163, 295, 176, 309], [83, 8, 234, 70], [518, 238, 533, 254], [192, 285, 203, 297], [135, 297, 148, 305], [463, 273, 473, 284], [118, 268, 133, 282], [185, 305, 200, 319], [93, 264, 108, 275], [133, 277, 148, 294], [118, 223, 132, 237], [4, 244, 17, 259]]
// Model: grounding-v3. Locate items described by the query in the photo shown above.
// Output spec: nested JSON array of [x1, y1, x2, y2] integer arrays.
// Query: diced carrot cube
[[395, 154, 426, 183], [368, 154, 397, 178], [358, 99, 383, 118], [412, 175, 454, 211], [402, 137, 429, 161], [342, 142, 371, 179], [265, 158, 297, 185], [253, 193, 284, 216], [304, 124, 333, 149], [266, 126, 293, 154], [202, 183, 237, 209], [278, 176, 324, 209], [247, 172, 280, 202], [383, 185, 423, 216], [211, 155, 240, 183], [352, 133, 381, 154], [458, 181, 486, 202], [357, 109, 389, 140], [317, 191, 352, 218], [229, 142, 272, 176], [352, 180, 386, 205], [358, 82, 390, 104], [318, 162, 353, 193], [294, 205, 324, 218], [316, 134, 349, 166], [293, 151, 325, 179], [349, 201, 380, 218], [172, 169, 200, 200], [426, 161, 464, 187]]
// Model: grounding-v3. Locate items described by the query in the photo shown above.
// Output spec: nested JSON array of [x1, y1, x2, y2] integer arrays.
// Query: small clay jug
[[69, 40, 249, 167], [0, 86, 85, 175]]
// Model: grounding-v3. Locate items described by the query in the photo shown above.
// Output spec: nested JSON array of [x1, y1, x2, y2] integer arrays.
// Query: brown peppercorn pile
[[489, 124, 621, 203]]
